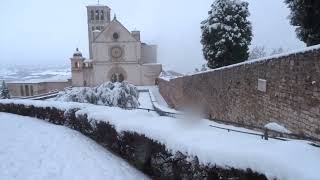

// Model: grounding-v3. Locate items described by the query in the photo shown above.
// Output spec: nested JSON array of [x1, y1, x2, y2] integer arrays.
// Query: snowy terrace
[[0, 96, 319, 180], [0, 113, 148, 180]]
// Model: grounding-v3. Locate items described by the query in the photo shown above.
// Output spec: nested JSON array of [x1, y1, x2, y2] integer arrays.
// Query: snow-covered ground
[[138, 91, 154, 110], [76, 106, 320, 180], [1, 99, 320, 180], [137, 86, 170, 108], [0, 66, 70, 83], [0, 112, 148, 180]]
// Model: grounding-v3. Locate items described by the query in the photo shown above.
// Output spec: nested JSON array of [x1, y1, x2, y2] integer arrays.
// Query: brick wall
[[159, 47, 320, 138]]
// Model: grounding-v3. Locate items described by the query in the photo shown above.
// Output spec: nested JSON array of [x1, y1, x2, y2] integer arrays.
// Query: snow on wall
[[265, 122, 292, 134], [160, 44, 320, 81], [0, 99, 319, 180], [158, 45, 320, 139]]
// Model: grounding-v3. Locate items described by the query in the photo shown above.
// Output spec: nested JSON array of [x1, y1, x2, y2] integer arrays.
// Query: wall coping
[[160, 44, 320, 82]]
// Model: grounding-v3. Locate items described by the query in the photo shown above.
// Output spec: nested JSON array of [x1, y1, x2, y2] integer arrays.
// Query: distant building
[[7, 3, 161, 97], [71, 4, 162, 87], [7, 78, 71, 97]]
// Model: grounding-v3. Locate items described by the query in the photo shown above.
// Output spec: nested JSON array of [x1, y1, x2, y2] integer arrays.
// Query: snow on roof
[[142, 63, 162, 66], [8, 75, 70, 84], [159, 70, 184, 81], [0, 99, 318, 179], [83, 59, 93, 63]]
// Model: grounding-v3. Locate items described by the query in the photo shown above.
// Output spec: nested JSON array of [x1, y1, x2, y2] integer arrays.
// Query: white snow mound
[[265, 122, 292, 134]]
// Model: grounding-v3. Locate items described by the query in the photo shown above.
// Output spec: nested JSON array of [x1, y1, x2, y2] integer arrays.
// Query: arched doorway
[[108, 66, 127, 83], [111, 73, 125, 83]]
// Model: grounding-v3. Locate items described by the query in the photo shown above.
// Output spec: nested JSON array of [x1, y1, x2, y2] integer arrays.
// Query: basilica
[[71, 4, 162, 87]]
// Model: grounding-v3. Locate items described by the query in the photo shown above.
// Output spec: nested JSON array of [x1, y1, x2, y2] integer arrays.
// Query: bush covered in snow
[[201, 0, 252, 69], [54, 82, 139, 109]]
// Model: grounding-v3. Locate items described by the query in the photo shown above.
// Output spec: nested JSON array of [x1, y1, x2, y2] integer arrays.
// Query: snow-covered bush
[[54, 82, 139, 109], [0, 81, 10, 99], [201, 0, 252, 68]]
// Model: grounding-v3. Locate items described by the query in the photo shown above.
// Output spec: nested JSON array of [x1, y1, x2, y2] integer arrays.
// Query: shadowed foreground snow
[[0, 113, 148, 180]]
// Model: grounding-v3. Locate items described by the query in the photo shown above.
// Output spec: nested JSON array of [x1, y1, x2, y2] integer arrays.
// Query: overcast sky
[[0, 0, 305, 73]]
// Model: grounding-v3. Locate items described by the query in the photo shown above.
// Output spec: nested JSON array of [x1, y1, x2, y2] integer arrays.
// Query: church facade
[[71, 4, 162, 87]]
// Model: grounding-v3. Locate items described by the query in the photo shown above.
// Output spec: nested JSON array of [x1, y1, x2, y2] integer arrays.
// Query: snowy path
[[0, 113, 149, 180], [138, 91, 154, 110], [137, 86, 169, 108]]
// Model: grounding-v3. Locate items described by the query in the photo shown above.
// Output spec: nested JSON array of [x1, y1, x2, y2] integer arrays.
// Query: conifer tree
[[201, 0, 252, 69], [285, 0, 320, 46], [0, 81, 10, 99]]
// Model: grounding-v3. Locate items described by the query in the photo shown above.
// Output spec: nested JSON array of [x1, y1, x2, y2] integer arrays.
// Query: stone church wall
[[141, 44, 157, 64], [159, 46, 320, 139]]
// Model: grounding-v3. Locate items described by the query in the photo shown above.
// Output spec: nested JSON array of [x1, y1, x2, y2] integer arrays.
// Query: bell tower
[[87, 4, 111, 59]]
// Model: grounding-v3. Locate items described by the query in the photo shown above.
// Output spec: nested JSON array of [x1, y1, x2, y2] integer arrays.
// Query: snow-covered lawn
[[0, 113, 148, 180]]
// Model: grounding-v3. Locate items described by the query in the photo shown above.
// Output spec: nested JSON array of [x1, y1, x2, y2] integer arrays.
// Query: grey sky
[[0, 0, 305, 73]]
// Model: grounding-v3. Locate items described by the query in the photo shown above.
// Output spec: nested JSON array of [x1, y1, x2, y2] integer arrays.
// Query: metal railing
[[137, 106, 320, 144]]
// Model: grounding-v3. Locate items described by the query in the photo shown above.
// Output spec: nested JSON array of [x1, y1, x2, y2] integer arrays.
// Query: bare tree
[[270, 47, 285, 55], [248, 46, 267, 60]]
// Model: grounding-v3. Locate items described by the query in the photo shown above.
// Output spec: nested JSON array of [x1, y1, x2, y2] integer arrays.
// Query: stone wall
[[0, 102, 269, 180], [159, 46, 320, 139]]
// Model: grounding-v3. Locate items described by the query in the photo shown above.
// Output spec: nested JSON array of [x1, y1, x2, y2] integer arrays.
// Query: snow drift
[[54, 82, 139, 109]]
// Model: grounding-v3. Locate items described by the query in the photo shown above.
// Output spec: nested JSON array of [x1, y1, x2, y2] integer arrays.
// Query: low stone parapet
[[0, 100, 268, 180]]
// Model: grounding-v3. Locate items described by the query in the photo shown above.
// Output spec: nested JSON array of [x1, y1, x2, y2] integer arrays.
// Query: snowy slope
[[0, 113, 149, 180]]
